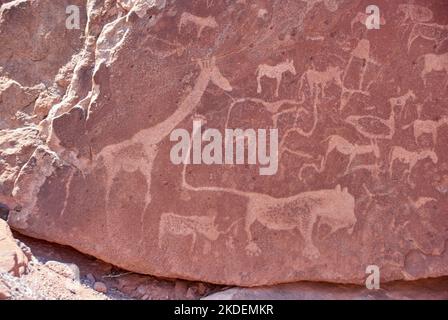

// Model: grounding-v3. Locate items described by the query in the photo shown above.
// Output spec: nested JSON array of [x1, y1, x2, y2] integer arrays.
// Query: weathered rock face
[[0, 219, 29, 276], [0, 0, 89, 132], [0, 127, 42, 207], [0, 0, 86, 87], [2, 0, 448, 286]]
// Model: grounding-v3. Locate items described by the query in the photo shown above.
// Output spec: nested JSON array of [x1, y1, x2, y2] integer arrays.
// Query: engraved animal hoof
[[245, 242, 261, 256], [304, 246, 320, 259]]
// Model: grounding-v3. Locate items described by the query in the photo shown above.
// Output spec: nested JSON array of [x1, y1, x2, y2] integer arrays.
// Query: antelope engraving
[[178, 12, 218, 38], [158, 212, 240, 253], [299, 65, 343, 100], [402, 116, 448, 146], [224, 98, 308, 130], [419, 53, 448, 87], [256, 59, 297, 97], [389, 146, 438, 184], [322, 135, 380, 174], [388, 90, 416, 119]]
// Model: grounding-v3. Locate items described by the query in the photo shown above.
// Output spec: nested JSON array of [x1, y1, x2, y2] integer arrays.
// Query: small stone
[[86, 273, 96, 284], [93, 281, 107, 293]]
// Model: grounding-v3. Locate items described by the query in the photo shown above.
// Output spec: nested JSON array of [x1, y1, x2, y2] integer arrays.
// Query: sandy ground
[[0, 233, 222, 300]]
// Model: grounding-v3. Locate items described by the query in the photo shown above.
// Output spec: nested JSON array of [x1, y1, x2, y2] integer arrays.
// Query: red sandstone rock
[[0, 127, 42, 208], [2, 0, 448, 286], [0, 220, 29, 276], [93, 281, 107, 293]]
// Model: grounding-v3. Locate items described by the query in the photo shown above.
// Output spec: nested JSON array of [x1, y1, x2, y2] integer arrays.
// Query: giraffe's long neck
[[135, 70, 211, 144]]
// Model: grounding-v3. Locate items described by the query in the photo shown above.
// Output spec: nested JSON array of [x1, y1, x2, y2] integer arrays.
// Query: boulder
[[4, 0, 448, 286]]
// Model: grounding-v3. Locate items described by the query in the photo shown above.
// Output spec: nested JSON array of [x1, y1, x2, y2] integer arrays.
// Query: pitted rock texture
[[2, 0, 448, 286]]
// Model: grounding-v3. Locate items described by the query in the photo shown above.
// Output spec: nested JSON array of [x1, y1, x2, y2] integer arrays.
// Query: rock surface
[[1, 0, 448, 286], [0, 219, 29, 276], [0, 127, 42, 208]]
